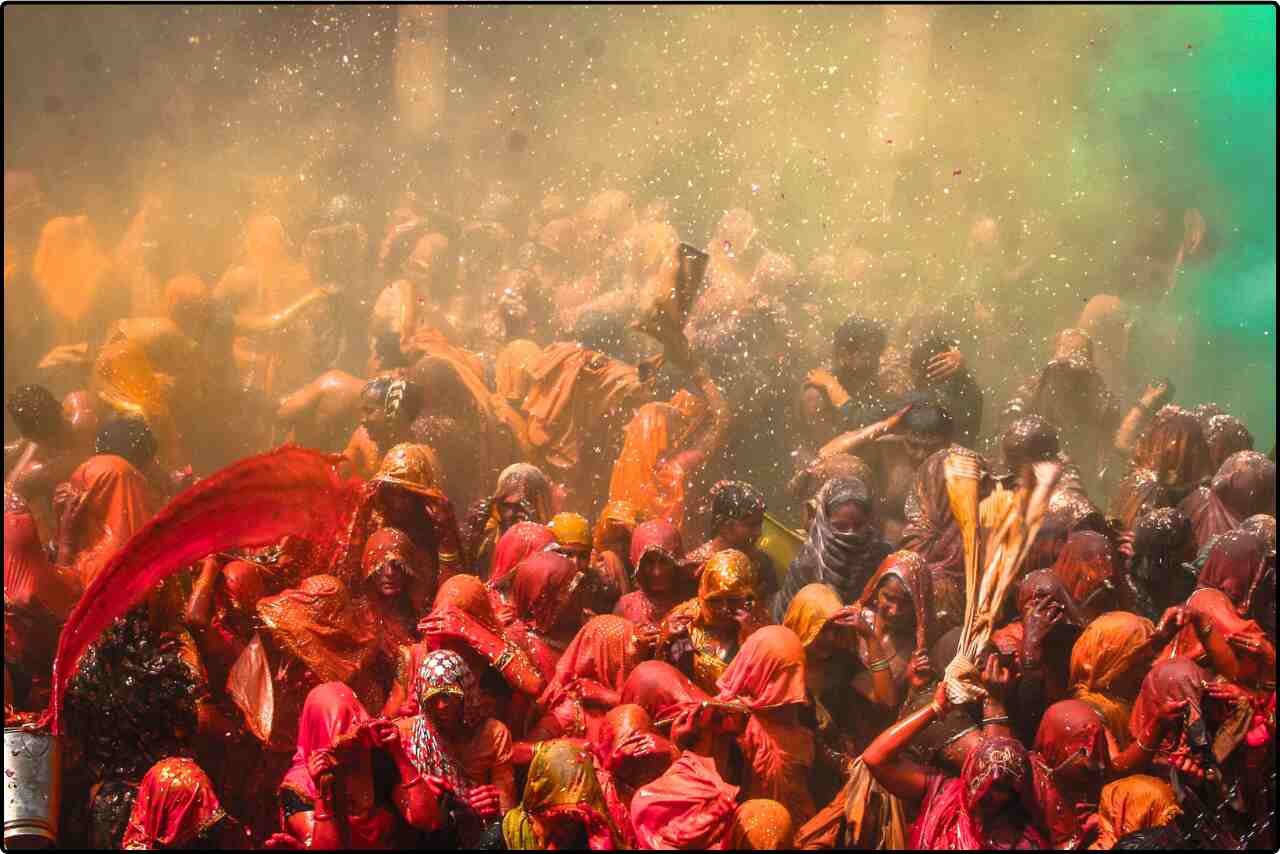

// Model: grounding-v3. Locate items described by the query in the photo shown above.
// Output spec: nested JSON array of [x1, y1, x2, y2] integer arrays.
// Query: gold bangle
[[438, 550, 459, 563], [867, 657, 891, 672], [493, 643, 517, 672]]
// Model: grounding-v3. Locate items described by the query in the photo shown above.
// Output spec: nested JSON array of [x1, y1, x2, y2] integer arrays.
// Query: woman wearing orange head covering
[[590, 500, 639, 603], [1088, 775, 1181, 850], [1069, 612, 1157, 747], [588, 704, 677, 849], [714, 624, 817, 824]]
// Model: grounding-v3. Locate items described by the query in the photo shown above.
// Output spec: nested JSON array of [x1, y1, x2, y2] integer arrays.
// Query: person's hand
[[1140, 380, 1172, 410], [1023, 595, 1067, 654], [634, 623, 660, 658], [907, 650, 935, 692], [1227, 631, 1275, 669], [1116, 531, 1136, 561], [37, 343, 90, 371], [981, 653, 1014, 706], [831, 605, 876, 638], [465, 784, 502, 818], [931, 681, 953, 718], [422, 774, 449, 799], [1156, 697, 1189, 724], [1168, 751, 1206, 780], [926, 349, 964, 382], [367, 718, 400, 751], [1205, 680, 1251, 707], [264, 832, 305, 849], [1155, 605, 1189, 642], [806, 368, 839, 392], [306, 749, 339, 799], [418, 610, 466, 642], [881, 404, 914, 436]]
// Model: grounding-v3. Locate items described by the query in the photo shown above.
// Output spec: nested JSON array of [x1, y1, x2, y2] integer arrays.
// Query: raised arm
[[862, 682, 949, 803], [1113, 380, 1172, 456], [819, 405, 912, 459]]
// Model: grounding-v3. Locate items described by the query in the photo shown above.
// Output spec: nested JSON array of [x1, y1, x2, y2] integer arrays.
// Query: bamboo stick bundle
[[944, 461, 1062, 704]]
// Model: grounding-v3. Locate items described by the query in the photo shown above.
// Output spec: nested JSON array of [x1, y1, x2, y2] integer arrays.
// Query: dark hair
[[95, 416, 157, 469], [1001, 415, 1061, 470], [6, 384, 62, 441], [910, 334, 960, 384], [902, 397, 954, 440], [834, 315, 887, 357], [708, 480, 766, 538]]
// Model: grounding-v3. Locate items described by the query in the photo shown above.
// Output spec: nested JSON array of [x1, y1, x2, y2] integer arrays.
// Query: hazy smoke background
[[4, 4, 1274, 445]]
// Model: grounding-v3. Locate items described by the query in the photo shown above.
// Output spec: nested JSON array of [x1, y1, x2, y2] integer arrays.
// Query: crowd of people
[[3, 166, 1276, 851]]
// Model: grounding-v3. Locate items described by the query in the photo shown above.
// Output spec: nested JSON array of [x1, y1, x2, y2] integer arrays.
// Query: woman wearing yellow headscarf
[[1069, 612, 1157, 748], [657, 549, 771, 694], [1089, 775, 1181, 849], [502, 739, 618, 850]]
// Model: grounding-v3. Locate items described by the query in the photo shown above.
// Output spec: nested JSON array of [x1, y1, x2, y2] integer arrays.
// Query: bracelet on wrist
[[493, 643, 518, 672], [1136, 731, 1161, 753], [313, 811, 335, 821], [867, 657, 891, 673], [981, 715, 1011, 727]]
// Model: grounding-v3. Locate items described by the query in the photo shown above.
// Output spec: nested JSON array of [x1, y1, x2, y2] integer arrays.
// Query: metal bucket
[[4, 726, 61, 849]]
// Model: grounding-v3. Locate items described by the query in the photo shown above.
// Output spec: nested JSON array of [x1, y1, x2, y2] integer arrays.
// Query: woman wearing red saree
[[714, 624, 817, 825], [864, 682, 1048, 850], [272, 682, 398, 850], [1162, 586, 1275, 690], [1179, 450, 1275, 549], [527, 614, 643, 745], [505, 551, 590, 687], [614, 518, 686, 628], [354, 529, 420, 684], [1192, 528, 1270, 620], [486, 521, 556, 625], [122, 757, 250, 850], [589, 703, 678, 848], [1026, 700, 1112, 849], [628, 747, 741, 850], [399, 574, 545, 732]]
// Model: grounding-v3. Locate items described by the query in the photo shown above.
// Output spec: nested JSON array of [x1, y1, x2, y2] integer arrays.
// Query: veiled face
[[828, 500, 868, 534], [905, 431, 947, 466]]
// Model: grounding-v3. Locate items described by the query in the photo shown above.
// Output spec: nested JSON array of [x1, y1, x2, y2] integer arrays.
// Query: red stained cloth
[[66, 454, 156, 588], [4, 491, 77, 617], [510, 551, 582, 637], [1029, 700, 1109, 848], [910, 737, 1047, 850], [629, 750, 741, 850], [589, 704, 677, 849], [278, 682, 394, 848], [1051, 531, 1116, 610], [715, 625, 815, 823], [44, 446, 357, 734], [1179, 450, 1275, 549], [1129, 657, 1207, 755], [620, 660, 709, 745], [488, 521, 556, 623], [1194, 529, 1269, 613], [122, 757, 226, 850], [535, 615, 640, 743]]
